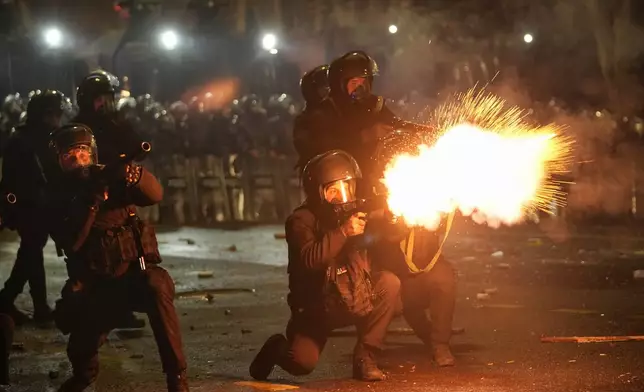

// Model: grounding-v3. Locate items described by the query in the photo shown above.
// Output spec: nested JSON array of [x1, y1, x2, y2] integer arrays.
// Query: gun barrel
[[6, 193, 16, 204], [141, 141, 151, 153]]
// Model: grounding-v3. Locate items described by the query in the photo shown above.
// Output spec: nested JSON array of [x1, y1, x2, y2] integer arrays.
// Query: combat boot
[[166, 371, 189, 392], [433, 344, 455, 367], [352, 350, 386, 381], [249, 334, 287, 380]]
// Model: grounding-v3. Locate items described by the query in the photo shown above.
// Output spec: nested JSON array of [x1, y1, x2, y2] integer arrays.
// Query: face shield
[[345, 77, 372, 102], [59, 144, 95, 172], [321, 179, 357, 205]]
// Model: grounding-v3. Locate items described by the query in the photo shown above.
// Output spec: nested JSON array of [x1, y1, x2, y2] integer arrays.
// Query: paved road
[[1, 223, 644, 391]]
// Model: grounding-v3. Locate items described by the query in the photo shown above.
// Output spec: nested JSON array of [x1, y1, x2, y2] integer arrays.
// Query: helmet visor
[[322, 179, 357, 204], [346, 77, 371, 102], [59, 145, 95, 172]]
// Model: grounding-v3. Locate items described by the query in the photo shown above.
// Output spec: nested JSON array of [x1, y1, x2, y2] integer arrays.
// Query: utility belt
[[79, 217, 161, 278]]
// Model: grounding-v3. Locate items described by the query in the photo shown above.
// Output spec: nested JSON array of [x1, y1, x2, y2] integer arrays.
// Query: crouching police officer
[[368, 214, 457, 366], [249, 150, 400, 382], [44, 124, 188, 392]]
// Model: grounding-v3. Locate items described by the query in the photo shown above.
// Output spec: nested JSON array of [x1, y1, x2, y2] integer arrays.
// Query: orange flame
[[382, 90, 574, 229]]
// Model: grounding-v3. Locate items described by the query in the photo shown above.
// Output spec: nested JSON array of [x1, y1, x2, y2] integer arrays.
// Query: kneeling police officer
[[44, 124, 188, 392], [249, 150, 400, 382]]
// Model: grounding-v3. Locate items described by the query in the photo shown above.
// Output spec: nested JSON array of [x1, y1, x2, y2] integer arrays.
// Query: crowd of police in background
[[2, 86, 644, 227]]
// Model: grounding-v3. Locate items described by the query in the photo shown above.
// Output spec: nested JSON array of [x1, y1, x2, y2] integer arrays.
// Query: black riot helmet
[[25, 90, 66, 129], [300, 65, 330, 107], [302, 150, 362, 208], [49, 123, 98, 175], [76, 70, 120, 117], [136, 94, 155, 114], [267, 93, 297, 118], [328, 51, 379, 104], [240, 94, 263, 112]]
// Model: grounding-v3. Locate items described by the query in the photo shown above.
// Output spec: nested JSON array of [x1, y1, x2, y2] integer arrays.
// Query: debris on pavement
[[274, 233, 286, 239], [491, 251, 504, 258], [550, 308, 600, 315], [130, 354, 144, 359], [234, 381, 299, 391], [462, 256, 476, 261], [179, 238, 196, 245], [497, 263, 511, 269], [48, 370, 59, 379], [484, 287, 499, 295], [224, 309, 232, 316], [527, 238, 542, 246], [241, 328, 252, 334], [476, 293, 491, 300], [197, 271, 214, 279], [175, 287, 256, 300], [541, 335, 644, 343], [633, 270, 644, 279], [226, 244, 238, 252]]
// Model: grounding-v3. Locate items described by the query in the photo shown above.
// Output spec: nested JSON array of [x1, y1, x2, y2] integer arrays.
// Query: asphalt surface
[[1, 219, 644, 392]]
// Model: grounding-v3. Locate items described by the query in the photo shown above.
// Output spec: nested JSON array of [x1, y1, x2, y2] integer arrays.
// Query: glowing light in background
[[159, 30, 179, 51]]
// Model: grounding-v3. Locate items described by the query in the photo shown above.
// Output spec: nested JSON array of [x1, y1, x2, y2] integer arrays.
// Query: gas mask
[[345, 77, 372, 103]]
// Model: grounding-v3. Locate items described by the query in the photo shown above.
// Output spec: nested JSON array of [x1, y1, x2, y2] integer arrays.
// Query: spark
[[382, 89, 574, 230]]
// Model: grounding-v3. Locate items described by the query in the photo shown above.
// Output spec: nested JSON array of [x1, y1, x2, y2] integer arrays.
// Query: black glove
[[124, 163, 143, 187]]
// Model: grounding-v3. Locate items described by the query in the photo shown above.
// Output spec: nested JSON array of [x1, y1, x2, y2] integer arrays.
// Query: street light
[[159, 30, 179, 51], [523, 33, 534, 44], [262, 33, 277, 51], [43, 27, 63, 48], [388, 25, 398, 34]]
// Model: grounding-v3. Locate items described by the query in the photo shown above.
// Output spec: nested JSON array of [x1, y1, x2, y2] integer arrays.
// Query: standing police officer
[[293, 65, 330, 172], [73, 70, 146, 329], [294, 52, 401, 185], [0, 90, 66, 325], [46, 124, 188, 392]]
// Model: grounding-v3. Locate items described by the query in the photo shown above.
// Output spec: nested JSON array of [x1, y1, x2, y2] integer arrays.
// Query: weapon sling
[[400, 210, 455, 274]]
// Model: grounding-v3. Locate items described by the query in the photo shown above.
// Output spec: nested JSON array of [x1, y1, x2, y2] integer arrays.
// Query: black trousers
[[0, 225, 49, 310], [400, 258, 456, 346], [58, 265, 187, 383], [0, 314, 14, 384], [277, 271, 400, 376]]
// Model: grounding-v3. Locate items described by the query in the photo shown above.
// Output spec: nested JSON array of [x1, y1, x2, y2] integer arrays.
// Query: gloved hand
[[124, 163, 143, 187]]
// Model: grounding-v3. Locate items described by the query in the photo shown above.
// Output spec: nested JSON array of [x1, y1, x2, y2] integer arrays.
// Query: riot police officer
[[250, 150, 400, 382], [293, 65, 330, 172], [74, 70, 146, 329], [46, 124, 188, 392], [164, 101, 190, 225], [0, 94, 25, 159], [300, 65, 330, 110], [0, 90, 66, 325]]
